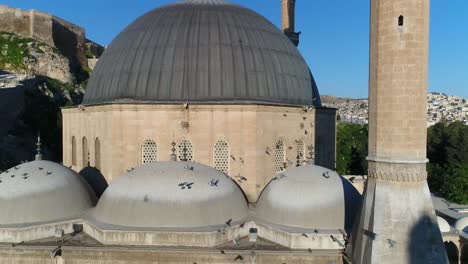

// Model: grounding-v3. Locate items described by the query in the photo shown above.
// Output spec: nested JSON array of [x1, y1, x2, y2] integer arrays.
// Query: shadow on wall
[[408, 214, 449, 263], [79, 167, 108, 198], [444, 241, 459, 264], [340, 176, 362, 234], [52, 20, 87, 81], [461, 244, 468, 264]]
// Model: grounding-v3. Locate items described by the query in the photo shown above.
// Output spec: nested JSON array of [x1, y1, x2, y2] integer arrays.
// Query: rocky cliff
[[0, 32, 73, 83]]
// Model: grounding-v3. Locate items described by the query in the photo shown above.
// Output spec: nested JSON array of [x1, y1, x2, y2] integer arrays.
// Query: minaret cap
[[35, 132, 43, 161]]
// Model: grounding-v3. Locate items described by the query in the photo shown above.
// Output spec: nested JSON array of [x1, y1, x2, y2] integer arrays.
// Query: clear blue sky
[[2, 0, 467, 98]]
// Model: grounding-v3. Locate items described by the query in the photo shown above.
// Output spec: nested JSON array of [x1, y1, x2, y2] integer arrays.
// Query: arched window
[[296, 140, 305, 166], [178, 140, 193, 161], [82, 137, 89, 167], [274, 139, 286, 172], [142, 139, 158, 164], [213, 140, 229, 174], [71, 136, 77, 166], [95, 138, 101, 170]]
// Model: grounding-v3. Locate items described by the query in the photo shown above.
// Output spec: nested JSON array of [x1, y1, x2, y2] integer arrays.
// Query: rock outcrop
[[0, 32, 73, 83]]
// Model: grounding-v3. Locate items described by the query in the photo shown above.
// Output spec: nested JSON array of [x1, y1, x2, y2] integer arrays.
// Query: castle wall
[[0, 5, 32, 40], [0, 5, 87, 69], [62, 104, 317, 203]]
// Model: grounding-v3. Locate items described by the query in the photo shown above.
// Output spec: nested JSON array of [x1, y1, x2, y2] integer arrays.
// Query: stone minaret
[[350, 0, 449, 263], [281, 0, 300, 46]]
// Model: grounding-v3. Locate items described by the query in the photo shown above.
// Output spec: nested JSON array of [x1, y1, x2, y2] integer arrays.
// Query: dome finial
[[35, 132, 43, 161]]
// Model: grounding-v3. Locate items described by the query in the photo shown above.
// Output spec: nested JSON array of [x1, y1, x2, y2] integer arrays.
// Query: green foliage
[[336, 123, 368, 175], [0, 32, 32, 70], [427, 121, 468, 204]]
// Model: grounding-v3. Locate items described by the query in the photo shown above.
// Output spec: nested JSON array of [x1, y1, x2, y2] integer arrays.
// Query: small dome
[[455, 217, 468, 234], [84, 0, 320, 106], [437, 216, 451, 233], [0, 160, 96, 225], [256, 165, 361, 230], [91, 162, 248, 228]]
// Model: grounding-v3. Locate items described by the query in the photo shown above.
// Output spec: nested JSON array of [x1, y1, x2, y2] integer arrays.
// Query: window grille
[[178, 140, 193, 161], [95, 138, 101, 170], [274, 139, 286, 172], [296, 140, 305, 166], [213, 140, 230, 174], [142, 139, 158, 164]]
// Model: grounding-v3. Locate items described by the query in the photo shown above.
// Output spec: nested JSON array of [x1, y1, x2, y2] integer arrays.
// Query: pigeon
[[22, 173, 28, 176], [362, 229, 378, 240], [220, 250, 226, 254], [46, 171, 52, 175], [288, 146, 293, 150], [349, 176, 356, 183], [305, 130, 309, 135], [240, 158, 244, 164], [322, 171, 330, 179], [186, 182, 194, 189], [235, 175, 247, 182], [387, 239, 397, 248], [38, 167, 43, 171], [314, 229, 319, 234], [225, 219, 232, 227], [209, 179, 219, 187], [184, 165, 194, 171], [234, 255, 243, 261], [178, 182, 188, 187], [301, 233, 308, 238], [330, 235, 345, 247], [303, 116, 307, 120], [283, 113, 287, 117], [11, 175, 15, 178], [308, 248, 312, 254], [240, 222, 245, 228], [230, 155, 236, 161], [232, 237, 240, 246]]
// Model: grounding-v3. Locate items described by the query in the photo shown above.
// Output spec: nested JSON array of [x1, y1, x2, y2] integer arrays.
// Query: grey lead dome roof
[[91, 162, 248, 229], [0, 160, 96, 225], [83, 0, 320, 106], [256, 165, 361, 231]]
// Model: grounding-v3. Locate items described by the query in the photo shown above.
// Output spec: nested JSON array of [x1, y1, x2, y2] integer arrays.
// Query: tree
[[427, 121, 468, 204], [336, 123, 368, 175]]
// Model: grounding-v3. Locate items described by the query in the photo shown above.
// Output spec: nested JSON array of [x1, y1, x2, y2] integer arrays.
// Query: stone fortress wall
[[0, 5, 89, 69]]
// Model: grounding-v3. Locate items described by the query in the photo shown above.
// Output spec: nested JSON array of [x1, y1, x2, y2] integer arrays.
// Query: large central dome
[[84, 0, 320, 106]]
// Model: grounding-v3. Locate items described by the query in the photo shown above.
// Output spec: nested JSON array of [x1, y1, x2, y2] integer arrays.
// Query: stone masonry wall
[[0, 5, 87, 69]]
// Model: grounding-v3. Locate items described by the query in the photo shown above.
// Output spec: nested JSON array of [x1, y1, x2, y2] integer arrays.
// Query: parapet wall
[[0, 5, 87, 69]]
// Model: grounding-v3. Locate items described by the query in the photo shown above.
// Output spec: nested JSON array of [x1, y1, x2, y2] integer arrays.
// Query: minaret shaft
[[350, 0, 448, 263], [281, 0, 295, 33]]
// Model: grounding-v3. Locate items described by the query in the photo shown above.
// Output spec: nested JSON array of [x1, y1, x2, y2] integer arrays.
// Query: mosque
[[0, 0, 466, 263]]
